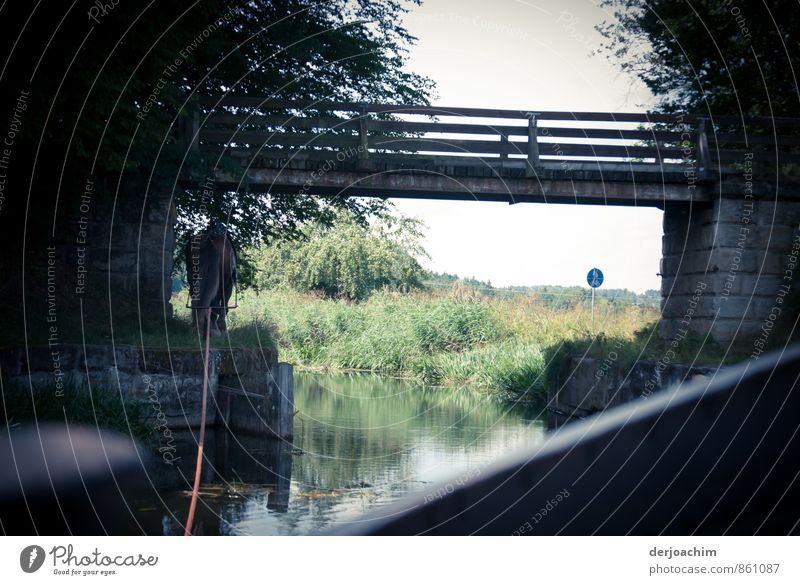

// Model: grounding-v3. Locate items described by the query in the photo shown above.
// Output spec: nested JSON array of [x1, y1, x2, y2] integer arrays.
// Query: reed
[[241, 287, 660, 404]]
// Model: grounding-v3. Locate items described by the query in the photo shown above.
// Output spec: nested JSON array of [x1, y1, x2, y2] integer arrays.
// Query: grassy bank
[[226, 287, 660, 403], [4, 284, 727, 411]]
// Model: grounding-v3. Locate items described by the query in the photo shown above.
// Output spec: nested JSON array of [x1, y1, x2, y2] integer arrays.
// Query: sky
[[389, 0, 663, 293]]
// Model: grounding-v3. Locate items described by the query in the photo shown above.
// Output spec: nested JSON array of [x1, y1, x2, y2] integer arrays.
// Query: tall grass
[[420, 341, 546, 398], [244, 287, 659, 403], [169, 292, 278, 350]]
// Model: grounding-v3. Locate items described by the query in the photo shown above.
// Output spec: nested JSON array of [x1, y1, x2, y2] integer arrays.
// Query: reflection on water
[[132, 371, 545, 535]]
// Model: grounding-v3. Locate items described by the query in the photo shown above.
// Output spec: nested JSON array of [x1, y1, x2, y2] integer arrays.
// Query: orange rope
[[184, 306, 212, 536]]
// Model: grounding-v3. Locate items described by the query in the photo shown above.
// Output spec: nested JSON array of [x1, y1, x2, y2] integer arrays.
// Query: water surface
[[134, 370, 545, 535]]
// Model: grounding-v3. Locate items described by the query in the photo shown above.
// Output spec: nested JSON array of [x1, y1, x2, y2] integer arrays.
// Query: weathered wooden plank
[[368, 119, 525, 135], [710, 114, 800, 127], [198, 96, 800, 129], [232, 166, 709, 207], [370, 138, 687, 159], [200, 147, 341, 164], [204, 114, 693, 142], [358, 108, 369, 160], [714, 149, 800, 163], [206, 147, 701, 176], [203, 129, 692, 159], [197, 96, 688, 123], [270, 363, 294, 440], [526, 114, 539, 177], [201, 130, 361, 148], [370, 123, 689, 142], [206, 113, 359, 130], [367, 137, 520, 155], [712, 133, 800, 146], [536, 127, 689, 142], [202, 147, 509, 166], [538, 143, 688, 160]]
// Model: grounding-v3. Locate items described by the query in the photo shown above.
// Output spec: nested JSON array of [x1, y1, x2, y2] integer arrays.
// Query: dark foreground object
[[335, 345, 800, 535], [0, 423, 148, 534]]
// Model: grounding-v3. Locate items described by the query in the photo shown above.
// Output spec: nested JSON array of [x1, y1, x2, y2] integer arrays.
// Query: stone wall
[[0, 344, 292, 438], [548, 356, 716, 429], [7, 178, 178, 342], [660, 198, 800, 346], [68, 177, 176, 317]]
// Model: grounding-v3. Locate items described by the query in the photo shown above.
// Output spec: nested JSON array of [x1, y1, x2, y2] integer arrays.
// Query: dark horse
[[185, 221, 237, 335]]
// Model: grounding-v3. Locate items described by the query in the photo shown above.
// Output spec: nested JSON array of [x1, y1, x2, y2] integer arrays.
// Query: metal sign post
[[587, 267, 604, 327]]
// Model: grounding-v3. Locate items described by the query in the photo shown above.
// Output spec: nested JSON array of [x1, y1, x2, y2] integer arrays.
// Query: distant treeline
[[423, 272, 661, 310]]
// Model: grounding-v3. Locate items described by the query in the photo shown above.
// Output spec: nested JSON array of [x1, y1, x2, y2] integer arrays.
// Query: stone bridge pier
[[660, 197, 800, 350], [69, 176, 177, 319]]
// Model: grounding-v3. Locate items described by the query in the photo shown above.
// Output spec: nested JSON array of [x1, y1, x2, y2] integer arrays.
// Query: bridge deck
[[222, 159, 701, 207], [183, 97, 800, 205]]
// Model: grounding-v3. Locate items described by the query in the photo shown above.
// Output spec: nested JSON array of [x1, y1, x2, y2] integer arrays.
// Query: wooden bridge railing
[[188, 97, 800, 176]]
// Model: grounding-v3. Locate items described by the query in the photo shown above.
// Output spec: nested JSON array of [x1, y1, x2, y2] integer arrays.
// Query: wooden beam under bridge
[[215, 166, 713, 208]]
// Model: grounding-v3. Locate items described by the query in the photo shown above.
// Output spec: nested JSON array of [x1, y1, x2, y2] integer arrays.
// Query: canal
[[134, 370, 546, 535]]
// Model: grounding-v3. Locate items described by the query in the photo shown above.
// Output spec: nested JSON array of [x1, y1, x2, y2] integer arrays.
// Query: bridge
[[180, 97, 800, 346]]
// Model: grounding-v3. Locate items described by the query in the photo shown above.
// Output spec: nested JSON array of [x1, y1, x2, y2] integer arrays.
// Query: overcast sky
[[390, 0, 663, 293]]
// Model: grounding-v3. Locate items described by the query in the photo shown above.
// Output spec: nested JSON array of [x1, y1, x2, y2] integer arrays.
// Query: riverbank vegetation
[[169, 209, 667, 404], [225, 287, 656, 404]]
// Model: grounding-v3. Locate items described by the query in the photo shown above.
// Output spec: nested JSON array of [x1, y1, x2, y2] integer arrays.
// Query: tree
[[597, 2, 800, 345], [596, 1, 799, 117], [0, 0, 433, 274], [253, 211, 428, 300]]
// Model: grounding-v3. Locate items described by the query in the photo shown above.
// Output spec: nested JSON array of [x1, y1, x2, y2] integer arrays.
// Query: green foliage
[[242, 286, 660, 404], [412, 299, 499, 352], [252, 212, 429, 299], [260, 289, 507, 372], [597, 1, 799, 117], [175, 0, 434, 261], [423, 272, 495, 291], [597, 1, 800, 343], [541, 323, 741, 394], [2, 1, 434, 279]]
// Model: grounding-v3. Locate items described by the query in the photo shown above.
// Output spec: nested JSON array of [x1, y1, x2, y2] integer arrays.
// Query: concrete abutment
[[659, 198, 800, 349]]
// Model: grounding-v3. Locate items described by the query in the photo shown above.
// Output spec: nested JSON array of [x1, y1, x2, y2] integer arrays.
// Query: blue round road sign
[[587, 268, 604, 288]]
